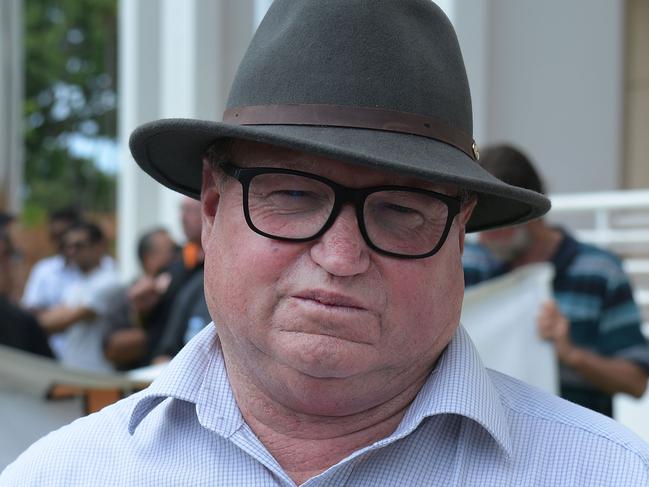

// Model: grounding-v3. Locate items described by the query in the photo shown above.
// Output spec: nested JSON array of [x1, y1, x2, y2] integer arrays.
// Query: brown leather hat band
[[223, 104, 479, 160]]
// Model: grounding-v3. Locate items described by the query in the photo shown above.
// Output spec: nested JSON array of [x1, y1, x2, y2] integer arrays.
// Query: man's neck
[[224, 351, 429, 485]]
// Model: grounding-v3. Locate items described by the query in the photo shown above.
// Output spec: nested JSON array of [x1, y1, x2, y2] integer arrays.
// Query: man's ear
[[457, 196, 478, 254], [201, 160, 220, 243]]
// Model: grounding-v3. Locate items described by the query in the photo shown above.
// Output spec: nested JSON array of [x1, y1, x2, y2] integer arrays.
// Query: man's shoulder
[[488, 369, 649, 463], [0, 392, 142, 485], [33, 255, 65, 271], [25, 256, 65, 282], [566, 237, 625, 274]]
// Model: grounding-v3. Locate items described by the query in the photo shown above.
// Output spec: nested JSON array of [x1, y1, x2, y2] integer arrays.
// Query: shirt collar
[[128, 324, 512, 457], [393, 325, 512, 457], [128, 323, 235, 434], [549, 228, 578, 275]]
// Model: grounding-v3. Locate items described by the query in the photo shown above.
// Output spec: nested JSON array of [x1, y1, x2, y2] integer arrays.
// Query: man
[[151, 197, 210, 361], [0, 229, 52, 358], [106, 198, 208, 369], [3, 1, 649, 485], [37, 222, 121, 373], [21, 206, 82, 313], [463, 144, 649, 417], [22, 207, 114, 357], [0, 211, 22, 302], [103, 227, 179, 369]]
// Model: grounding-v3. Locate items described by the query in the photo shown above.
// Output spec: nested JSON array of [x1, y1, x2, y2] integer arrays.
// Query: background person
[[0, 229, 52, 358], [106, 198, 207, 368], [37, 221, 121, 373], [463, 144, 649, 417], [21, 207, 115, 357], [103, 227, 179, 370], [0, 211, 25, 303]]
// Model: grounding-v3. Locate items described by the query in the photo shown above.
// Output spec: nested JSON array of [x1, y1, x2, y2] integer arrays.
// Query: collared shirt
[[463, 229, 649, 417], [2, 324, 649, 486]]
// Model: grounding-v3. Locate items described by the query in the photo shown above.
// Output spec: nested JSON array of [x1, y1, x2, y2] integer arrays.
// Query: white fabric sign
[[461, 263, 558, 395]]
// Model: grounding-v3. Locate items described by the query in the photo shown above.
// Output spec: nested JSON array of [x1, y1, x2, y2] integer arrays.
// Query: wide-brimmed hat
[[130, 0, 550, 232]]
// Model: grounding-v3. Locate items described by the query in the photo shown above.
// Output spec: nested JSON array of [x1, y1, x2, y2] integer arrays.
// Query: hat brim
[[129, 118, 550, 233]]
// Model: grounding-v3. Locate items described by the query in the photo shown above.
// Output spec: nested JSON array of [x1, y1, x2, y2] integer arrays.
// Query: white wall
[[454, 0, 625, 194], [0, 0, 24, 213]]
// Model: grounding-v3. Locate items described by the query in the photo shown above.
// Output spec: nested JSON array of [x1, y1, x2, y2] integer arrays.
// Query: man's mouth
[[294, 290, 367, 311]]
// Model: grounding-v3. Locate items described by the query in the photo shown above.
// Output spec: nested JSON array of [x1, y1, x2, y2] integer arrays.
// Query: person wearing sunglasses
[[36, 222, 121, 373]]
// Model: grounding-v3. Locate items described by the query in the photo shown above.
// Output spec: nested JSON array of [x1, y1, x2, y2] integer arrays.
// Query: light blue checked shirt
[[3, 324, 649, 486]]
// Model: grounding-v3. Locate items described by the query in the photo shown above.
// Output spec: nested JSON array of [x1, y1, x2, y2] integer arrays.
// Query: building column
[[117, 0, 258, 279], [0, 0, 24, 213]]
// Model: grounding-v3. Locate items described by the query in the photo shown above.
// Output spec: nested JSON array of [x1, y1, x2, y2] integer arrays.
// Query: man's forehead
[[229, 139, 462, 194]]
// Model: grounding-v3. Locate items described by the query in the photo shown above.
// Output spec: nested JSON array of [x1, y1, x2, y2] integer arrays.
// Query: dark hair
[[478, 144, 546, 195], [66, 221, 105, 244], [137, 227, 169, 264], [205, 138, 235, 170], [49, 206, 82, 224]]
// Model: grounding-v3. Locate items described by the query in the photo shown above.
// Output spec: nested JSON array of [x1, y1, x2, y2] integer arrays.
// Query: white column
[[118, 0, 258, 279], [254, 0, 274, 27], [0, 0, 24, 213], [117, 0, 165, 279]]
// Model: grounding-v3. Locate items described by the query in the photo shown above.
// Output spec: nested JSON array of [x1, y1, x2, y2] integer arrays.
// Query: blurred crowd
[[0, 197, 209, 374]]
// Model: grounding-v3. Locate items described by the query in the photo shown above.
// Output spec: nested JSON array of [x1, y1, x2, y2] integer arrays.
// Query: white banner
[[461, 263, 558, 395]]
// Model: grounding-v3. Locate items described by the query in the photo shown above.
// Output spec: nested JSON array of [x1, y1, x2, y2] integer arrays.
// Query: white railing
[[549, 189, 649, 334]]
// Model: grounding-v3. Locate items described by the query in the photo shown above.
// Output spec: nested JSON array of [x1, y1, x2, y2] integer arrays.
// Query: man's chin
[[274, 332, 377, 380]]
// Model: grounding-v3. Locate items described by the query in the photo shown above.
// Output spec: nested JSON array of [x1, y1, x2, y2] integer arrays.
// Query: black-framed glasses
[[222, 163, 461, 259]]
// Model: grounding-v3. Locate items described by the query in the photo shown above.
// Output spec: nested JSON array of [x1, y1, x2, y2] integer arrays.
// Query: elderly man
[[3, 1, 649, 485]]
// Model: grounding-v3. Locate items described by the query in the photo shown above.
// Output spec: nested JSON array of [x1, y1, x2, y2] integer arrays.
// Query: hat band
[[223, 104, 479, 160]]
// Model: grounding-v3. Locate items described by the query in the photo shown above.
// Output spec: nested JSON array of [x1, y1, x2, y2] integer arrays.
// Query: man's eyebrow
[[236, 157, 320, 172]]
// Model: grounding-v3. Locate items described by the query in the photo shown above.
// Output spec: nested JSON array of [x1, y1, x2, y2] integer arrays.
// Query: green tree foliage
[[24, 0, 117, 223]]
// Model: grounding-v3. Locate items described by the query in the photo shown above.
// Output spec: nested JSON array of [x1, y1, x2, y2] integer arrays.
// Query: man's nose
[[309, 205, 370, 277]]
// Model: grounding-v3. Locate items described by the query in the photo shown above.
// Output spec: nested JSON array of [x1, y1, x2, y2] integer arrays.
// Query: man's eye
[[271, 190, 309, 198], [381, 203, 419, 214]]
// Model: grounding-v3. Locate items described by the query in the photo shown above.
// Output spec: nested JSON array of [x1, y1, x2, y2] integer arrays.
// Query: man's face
[[201, 141, 475, 416], [478, 225, 531, 263], [63, 229, 101, 272], [143, 231, 177, 276], [181, 197, 203, 245]]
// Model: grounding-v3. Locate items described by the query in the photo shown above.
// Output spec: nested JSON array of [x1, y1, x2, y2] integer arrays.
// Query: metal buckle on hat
[[472, 142, 480, 161]]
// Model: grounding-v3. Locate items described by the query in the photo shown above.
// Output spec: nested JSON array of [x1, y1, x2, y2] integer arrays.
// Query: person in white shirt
[[37, 222, 121, 373], [22, 208, 114, 357]]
